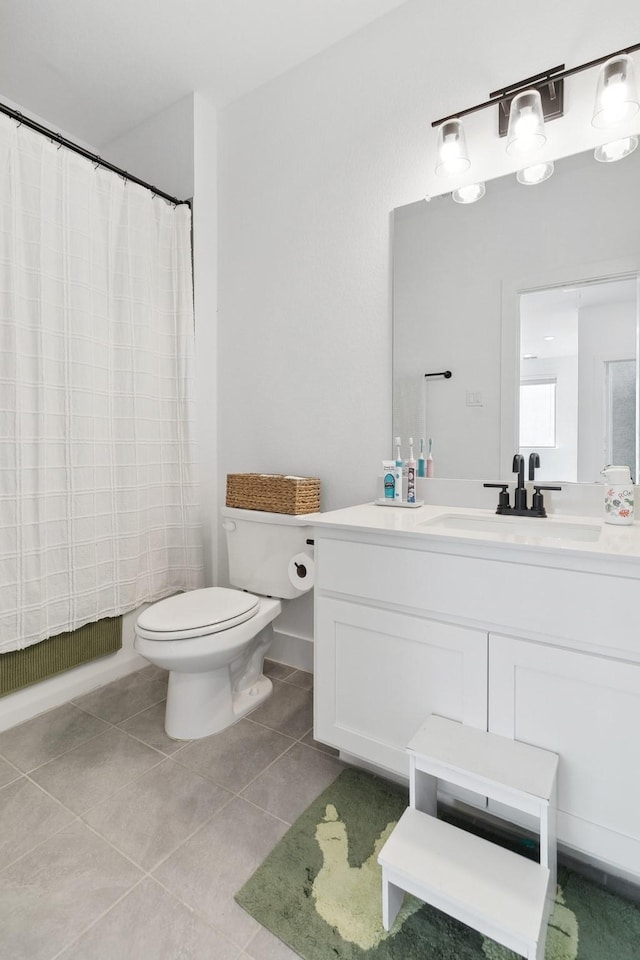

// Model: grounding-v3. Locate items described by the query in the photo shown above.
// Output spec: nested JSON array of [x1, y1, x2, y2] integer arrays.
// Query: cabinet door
[[315, 598, 487, 777], [490, 633, 640, 879]]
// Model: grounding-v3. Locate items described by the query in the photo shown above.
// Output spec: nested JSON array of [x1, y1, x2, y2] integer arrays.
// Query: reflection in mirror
[[518, 278, 638, 483], [392, 146, 640, 483]]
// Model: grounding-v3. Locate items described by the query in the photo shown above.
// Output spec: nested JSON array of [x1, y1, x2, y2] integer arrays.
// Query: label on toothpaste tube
[[382, 460, 396, 499]]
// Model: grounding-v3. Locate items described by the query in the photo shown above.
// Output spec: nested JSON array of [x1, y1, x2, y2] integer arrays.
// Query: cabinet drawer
[[316, 538, 640, 656]]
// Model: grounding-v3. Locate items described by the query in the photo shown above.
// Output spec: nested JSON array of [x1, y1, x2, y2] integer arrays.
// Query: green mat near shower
[[0, 618, 122, 697], [236, 767, 640, 960]]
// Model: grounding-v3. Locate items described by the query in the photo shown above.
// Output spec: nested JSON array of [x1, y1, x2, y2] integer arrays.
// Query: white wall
[[216, 0, 640, 538], [192, 93, 220, 586], [578, 300, 638, 481], [101, 95, 195, 201]]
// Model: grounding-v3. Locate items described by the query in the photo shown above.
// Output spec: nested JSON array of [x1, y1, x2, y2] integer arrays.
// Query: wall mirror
[[392, 146, 640, 483]]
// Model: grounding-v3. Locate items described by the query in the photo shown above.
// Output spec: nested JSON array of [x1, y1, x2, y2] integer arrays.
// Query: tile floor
[[0, 660, 344, 960]]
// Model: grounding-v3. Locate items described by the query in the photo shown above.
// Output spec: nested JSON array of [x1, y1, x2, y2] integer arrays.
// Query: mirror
[[393, 146, 640, 482]]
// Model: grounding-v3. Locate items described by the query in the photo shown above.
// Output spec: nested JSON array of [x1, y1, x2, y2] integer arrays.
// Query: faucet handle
[[483, 482, 510, 510], [531, 484, 562, 517]]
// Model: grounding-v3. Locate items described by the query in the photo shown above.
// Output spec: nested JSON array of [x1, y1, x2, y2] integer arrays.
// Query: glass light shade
[[451, 182, 486, 204], [435, 119, 471, 176], [594, 135, 638, 162], [592, 55, 640, 129], [516, 161, 554, 185], [506, 89, 546, 156]]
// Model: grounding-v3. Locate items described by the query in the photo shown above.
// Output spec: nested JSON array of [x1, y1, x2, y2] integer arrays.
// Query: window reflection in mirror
[[518, 277, 638, 483]]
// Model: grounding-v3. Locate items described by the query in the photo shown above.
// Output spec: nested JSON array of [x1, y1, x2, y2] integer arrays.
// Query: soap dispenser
[[602, 465, 634, 524]]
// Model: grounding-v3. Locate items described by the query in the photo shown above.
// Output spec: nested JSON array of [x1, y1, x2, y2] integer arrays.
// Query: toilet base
[[233, 674, 273, 720], [164, 666, 274, 740]]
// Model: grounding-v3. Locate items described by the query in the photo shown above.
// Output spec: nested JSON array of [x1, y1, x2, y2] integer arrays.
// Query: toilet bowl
[[134, 507, 314, 740]]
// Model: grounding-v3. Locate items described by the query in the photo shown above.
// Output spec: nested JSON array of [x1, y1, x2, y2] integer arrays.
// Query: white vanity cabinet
[[311, 507, 640, 881], [489, 633, 640, 878]]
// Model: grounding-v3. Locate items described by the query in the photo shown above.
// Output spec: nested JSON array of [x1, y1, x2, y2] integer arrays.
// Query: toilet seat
[[136, 587, 260, 641]]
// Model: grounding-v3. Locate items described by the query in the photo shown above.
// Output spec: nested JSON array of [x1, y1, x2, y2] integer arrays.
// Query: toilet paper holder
[[296, 538, 315, 579], [287, 549, 315, 592]]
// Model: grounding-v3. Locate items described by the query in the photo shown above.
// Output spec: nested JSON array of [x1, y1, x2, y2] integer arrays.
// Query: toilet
[[134, 506, 314, 740]]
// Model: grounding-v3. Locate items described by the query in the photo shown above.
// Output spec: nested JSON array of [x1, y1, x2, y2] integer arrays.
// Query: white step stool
[[378, 715, 558, 960]]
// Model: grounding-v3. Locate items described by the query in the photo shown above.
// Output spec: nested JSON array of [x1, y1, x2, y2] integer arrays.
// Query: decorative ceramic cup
[[602, 465, 634, 525]]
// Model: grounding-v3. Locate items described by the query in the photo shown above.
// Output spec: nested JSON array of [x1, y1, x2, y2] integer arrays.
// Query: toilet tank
[[221, 506, 315, 600]]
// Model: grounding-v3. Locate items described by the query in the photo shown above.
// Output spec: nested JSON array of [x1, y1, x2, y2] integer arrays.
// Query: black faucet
[[483, 453, 562, 517], [529, 452, 540, 482], [513, 454, 527, 510]]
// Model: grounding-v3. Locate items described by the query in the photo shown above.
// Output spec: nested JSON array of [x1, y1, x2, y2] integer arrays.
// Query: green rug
[[235, 768, 640, 959]]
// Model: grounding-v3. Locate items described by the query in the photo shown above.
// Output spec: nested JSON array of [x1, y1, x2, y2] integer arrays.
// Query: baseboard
[[270, 629, 313, 672]]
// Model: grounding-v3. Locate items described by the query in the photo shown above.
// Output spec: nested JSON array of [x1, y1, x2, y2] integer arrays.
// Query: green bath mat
[[235, 767, 640, 960]]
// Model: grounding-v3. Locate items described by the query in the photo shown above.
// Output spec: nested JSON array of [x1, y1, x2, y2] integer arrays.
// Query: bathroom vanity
[[310, 502, 640, 881]]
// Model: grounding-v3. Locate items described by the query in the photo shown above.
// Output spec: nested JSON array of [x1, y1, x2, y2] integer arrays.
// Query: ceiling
[[520, 278, 638, 359], [0, 0, 408, 148]]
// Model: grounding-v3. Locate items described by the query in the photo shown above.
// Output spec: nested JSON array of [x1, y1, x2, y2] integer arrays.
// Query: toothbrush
[[407, 438, 416, 503], [417, 438, 426, 478], [426, 438, 434, 478], [394, 436, 403, 501]]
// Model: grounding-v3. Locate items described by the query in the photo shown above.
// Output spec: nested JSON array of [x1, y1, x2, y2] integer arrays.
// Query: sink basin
[[418, 513, 602, 543]]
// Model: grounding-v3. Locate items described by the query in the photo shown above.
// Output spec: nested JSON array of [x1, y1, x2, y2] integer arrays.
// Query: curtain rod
[[0, 100, 190, 208]]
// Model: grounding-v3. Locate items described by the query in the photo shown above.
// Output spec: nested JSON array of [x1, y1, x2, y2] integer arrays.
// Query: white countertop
[[307, 501, 640, 563]]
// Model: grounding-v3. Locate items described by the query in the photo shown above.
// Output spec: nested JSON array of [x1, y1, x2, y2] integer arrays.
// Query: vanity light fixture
[[431, 42, 640, 192], [516, 161, 554, 185], [451, 182, 486, 204]]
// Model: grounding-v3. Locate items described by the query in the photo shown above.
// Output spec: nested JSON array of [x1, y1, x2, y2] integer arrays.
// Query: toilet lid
[[136, 587, 260, 635]]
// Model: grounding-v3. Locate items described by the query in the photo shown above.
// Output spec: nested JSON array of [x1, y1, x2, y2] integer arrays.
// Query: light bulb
[[451, 182, 486, 204], [516, 161, 554, 185], [594, 136, 638, 162], [601, 74, 629, 123], [592, 56, 640, 128], [506, 90, 546, 156], [435, 119, 471, 176]]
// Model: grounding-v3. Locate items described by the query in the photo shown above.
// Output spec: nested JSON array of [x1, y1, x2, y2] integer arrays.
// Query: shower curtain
[[0, 112, 204, 652]]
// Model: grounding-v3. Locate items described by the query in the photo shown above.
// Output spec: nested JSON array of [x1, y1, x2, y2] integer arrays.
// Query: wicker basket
[[226, 473, 321, 515]]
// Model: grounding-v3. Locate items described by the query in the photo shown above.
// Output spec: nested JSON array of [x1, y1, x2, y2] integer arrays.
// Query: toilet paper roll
[[287, 553, 315, 592]]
